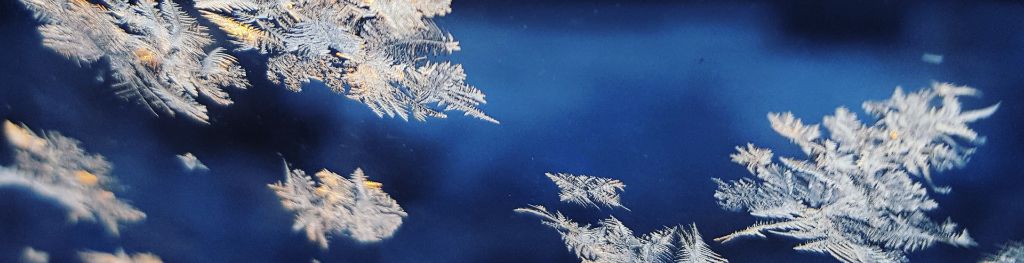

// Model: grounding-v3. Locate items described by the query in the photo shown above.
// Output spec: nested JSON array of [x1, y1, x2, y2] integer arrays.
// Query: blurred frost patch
[[0, 120, 144, 235], [922, 53, 944, 64], [177, 152, 209, 171], [79, 249, 163, 263]]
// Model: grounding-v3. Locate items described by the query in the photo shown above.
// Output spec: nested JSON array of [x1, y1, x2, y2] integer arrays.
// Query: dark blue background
[[0, 1, 1022, 262]]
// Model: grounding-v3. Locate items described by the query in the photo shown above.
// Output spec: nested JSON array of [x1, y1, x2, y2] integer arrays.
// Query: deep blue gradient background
[[1, 1, 1023, 262]]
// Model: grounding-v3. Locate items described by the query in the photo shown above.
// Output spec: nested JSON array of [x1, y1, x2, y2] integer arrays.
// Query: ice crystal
[[269, 163, 406, 248], [713, 83, 997, 262], [177, 152, 208, 171], [518, 173, 726, 263], [982, 241, 1024, 263], [0, 121, 144, 235], [546, 172, 628, 210], [195, 0, 496, 123], [79, 249, 163, 263], [18, 0, 250, 123]]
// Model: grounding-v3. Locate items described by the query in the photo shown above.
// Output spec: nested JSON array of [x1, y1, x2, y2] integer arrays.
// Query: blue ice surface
[[0, 1, 1022, 262]]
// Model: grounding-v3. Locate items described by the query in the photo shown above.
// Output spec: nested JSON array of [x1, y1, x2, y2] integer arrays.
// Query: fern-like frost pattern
[[18, 0, 250, 123], [269, 163, 406, 248], [546, 172, 628, 210], [196, 0, 496, 123], [713, 83, 998, 262], [519, 173, 727, 263], [0, 121, 145, 235]]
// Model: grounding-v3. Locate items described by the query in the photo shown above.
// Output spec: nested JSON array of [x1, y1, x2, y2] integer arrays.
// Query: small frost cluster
[[546, 172, 628, 210], [18, 0, 250, 123], [713, 83, 998, 262], [0, 121, 144, 235], [518, 173, 727, 263], [196, 0, 496, 123], [269, 164, 407, 248]]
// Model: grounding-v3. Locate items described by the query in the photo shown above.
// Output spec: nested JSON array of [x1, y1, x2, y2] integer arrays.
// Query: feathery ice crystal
[[269, 163, 406, 248], [546, 172, 628, 210], [0, 121, 144, 235], [713, 83, 998, 262], [196, 0, 496, 123], [518, 172, 727, 263], [18, 0, 250, 123]]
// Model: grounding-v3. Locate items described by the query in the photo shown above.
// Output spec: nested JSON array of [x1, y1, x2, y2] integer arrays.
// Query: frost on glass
[[20, 247, 49, 263], [713, 83, 998, 262], [982, 241, 1024, 263], [195, 0, 496, 123], [79, 249, 163, 263], [18, 0, 250, 123], [518, 173, 727, 263], [546, 172, 628, 210], [269, 163, 406, 248], [0, 121, 145, 235], [177, 152, 209, 171]]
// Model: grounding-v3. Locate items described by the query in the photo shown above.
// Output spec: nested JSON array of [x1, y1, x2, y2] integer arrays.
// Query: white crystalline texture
[[79, 250, 163, 263], [0, 121, 145, 235], [713, 83, 997, 263], [18, 0, 250, 123], [546, 172, 628, 210], [177, 152, 209, 171], [196, 0, 496, 123], [982, 241, 1024, 263], [515, 205, 727, 263], [519, 173, 727, 263], [269, 164, 407, 248]]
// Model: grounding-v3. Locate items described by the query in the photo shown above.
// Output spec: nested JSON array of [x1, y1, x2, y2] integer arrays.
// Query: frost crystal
[[269, 163, 406, 248], [177, 152, 209, 171], [518, 173, 726, 263], [79, 249, 163, 263], [713, 83, 997, 262], [546, 172, 628, 210], [982, 241, 1024, 263], [196, 0, 496, 123], [18, 0, 250, 123], [0, 121, 145, 235]]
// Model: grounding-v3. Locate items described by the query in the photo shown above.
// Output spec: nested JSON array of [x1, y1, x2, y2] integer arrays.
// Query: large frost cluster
[[196, 0, 496, 123], [713, 83, 998, 262], [19, 0, 250, 123], [269, 164, 407, 248]]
